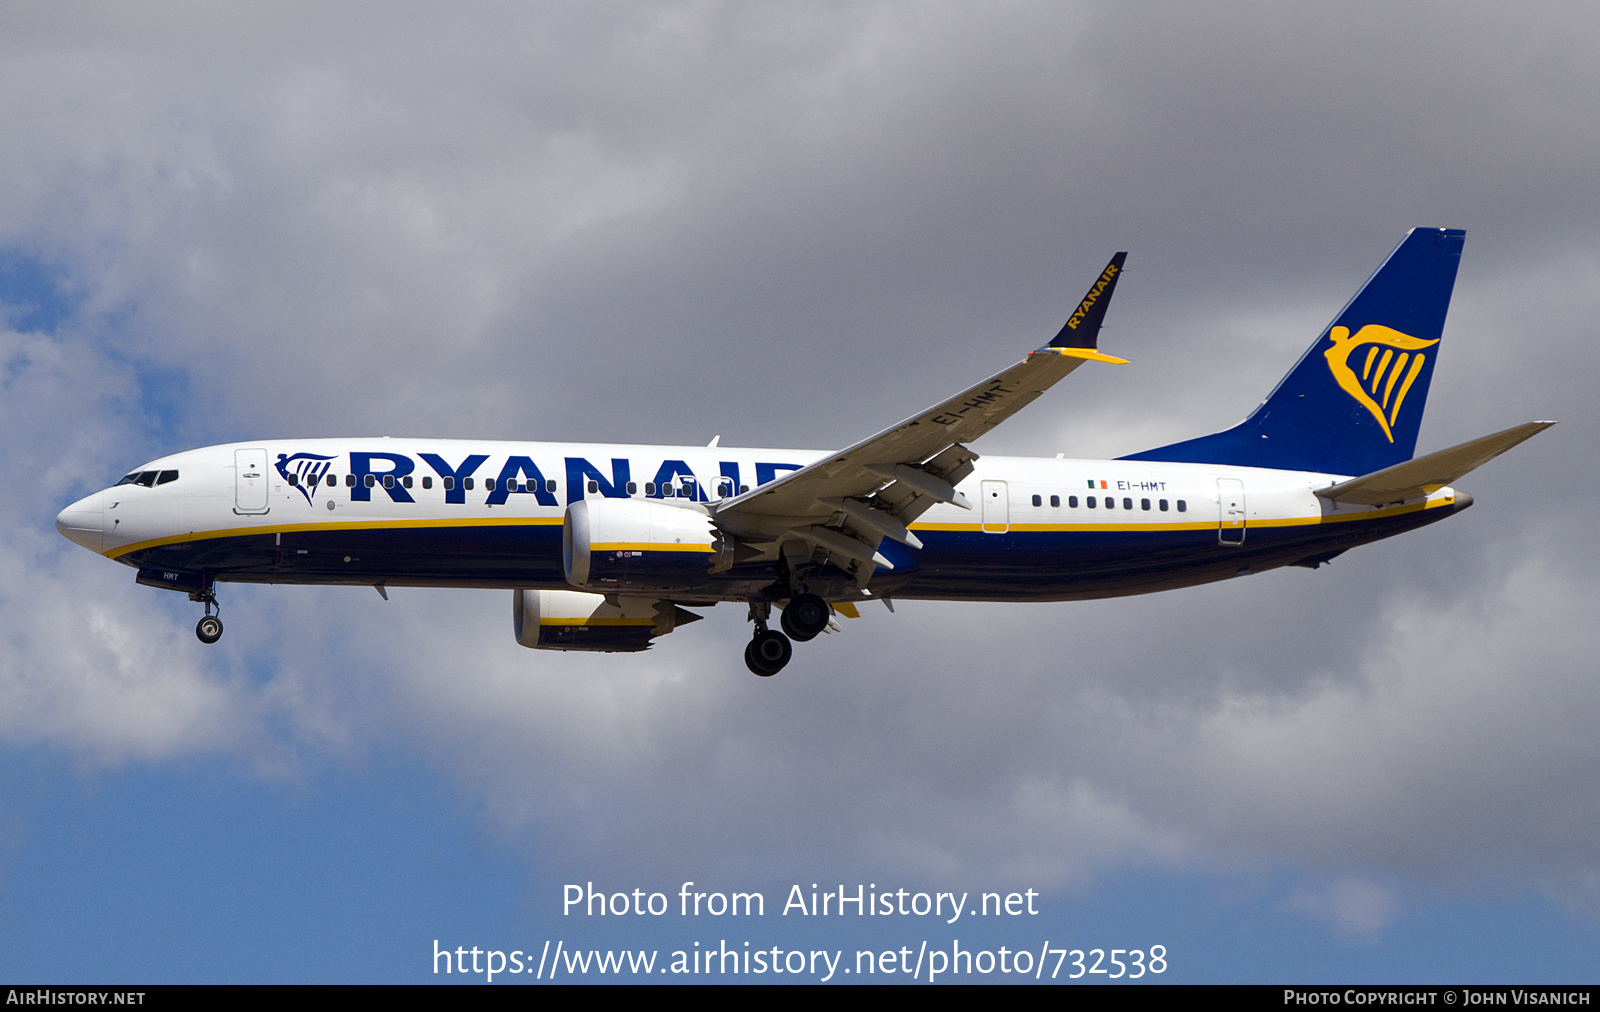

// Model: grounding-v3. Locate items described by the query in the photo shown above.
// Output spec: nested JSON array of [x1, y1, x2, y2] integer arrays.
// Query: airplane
[[55, 227, 1553, 676]]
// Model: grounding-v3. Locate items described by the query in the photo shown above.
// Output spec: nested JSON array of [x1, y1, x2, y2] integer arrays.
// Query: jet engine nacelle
[[513, 588, 701, 652], [563, 498, 730, 591]]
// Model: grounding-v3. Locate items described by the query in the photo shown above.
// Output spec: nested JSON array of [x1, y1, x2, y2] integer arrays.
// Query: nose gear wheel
[[195, 615, 224, 644]]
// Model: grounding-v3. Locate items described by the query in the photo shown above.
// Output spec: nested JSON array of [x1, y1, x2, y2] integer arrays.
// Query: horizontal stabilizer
[[1315, 421, 1555, 505]]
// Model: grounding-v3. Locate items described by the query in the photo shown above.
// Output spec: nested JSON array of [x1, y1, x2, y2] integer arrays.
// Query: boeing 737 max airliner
[[55, 227, 1552, 675]]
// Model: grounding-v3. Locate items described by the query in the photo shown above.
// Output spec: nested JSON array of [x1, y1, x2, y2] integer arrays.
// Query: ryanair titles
[[273, 450, 804, 507], [1064, 261, 1120, 331]]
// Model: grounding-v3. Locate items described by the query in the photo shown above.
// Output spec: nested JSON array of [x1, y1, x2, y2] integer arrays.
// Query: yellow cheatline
[[104, 514, 565, 559], [106, 499, 1454, 562], [590, 542, 715, 554], [831, 602, 860, 619], [914, 498, 1449, 535]]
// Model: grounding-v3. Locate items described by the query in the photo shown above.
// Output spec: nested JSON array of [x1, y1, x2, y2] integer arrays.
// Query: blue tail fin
[[1120, 227, 1465, 476]]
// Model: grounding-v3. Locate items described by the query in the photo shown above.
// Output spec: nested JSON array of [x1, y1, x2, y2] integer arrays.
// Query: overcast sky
[[2, 1, 1597, 982]]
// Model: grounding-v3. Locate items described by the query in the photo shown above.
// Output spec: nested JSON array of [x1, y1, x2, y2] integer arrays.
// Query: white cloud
[[1285, 877, 1402, 942]]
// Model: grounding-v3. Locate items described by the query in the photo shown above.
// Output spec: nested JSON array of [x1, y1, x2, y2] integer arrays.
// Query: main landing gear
[[779, 593, 830, 642], [190, 580, 223, 645], [744, 600, 788, 676], [745, 628, 791, 677], [744, 592, 832, 677]]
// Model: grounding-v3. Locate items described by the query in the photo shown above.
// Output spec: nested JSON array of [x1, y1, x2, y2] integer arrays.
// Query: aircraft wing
[[712, 253, 1128, 580]]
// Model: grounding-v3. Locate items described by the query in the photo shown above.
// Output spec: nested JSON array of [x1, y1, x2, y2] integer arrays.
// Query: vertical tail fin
[[1120, 227, 1465, 476]]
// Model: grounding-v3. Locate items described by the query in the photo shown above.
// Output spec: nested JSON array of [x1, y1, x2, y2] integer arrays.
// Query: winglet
[[1050, 252, 1127, 351]]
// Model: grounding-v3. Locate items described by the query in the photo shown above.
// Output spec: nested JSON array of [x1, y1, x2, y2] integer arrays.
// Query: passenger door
[[981, 480, 1009, 534], [1217, 477, 1245, 545], [235, 448, 270, 514]]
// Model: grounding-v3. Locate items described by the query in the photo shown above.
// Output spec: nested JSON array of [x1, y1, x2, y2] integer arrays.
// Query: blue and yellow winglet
[[1029, 251, 1130, 364]]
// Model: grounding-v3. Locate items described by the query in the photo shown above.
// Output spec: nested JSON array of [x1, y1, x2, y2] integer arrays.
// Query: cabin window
[[1031, 494, 1042, 507], [1107, 497, 1116, 509], [546, 480, 557, 493], [363, 474, 376, 488], [156, 470, 178, 486], [1086, 496, 1096, 508], [442, 476, 455, 491], [627, 481, 638, 495], [740, 484, 749, 494], [1050, 495, 1060, 507], [485, 478, 496, 492], [463, 477, 474, 491], [422, 476, 433, 489], [383, 475, 394, 489], [1176, 499, 1186, 512], [1141, 498, 1150, 511], [1123, 497, 1133, 510], [402, 475, 413, 488], [645, 482, 656, 495], [1159, 499, 1168, 511], [325, 475, 336, 487], [719, 481, 733, 497], [287, 473, 300, 486], [1068, 496, 1078, 508], [507, 479, 520, 492], [345, 474, 356, 487], [588, 480, 599, 493]]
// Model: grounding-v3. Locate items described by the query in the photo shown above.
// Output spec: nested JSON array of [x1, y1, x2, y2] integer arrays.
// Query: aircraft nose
[[55, 491, 105, 553]]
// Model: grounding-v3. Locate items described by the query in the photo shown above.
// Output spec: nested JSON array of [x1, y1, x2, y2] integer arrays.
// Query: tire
[[780, 593, 829, 642], [196, 615, 224, 644], [744, 640, 774, 676], [744, 630, 792, 676]]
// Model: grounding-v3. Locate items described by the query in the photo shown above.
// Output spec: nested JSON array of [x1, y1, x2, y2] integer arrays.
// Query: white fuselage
[[56, 438, 1462, 604]]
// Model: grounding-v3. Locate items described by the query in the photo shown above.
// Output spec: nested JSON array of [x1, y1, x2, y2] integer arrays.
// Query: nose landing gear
[[190, 580, 223, 644], [196, 614, 224, 644]]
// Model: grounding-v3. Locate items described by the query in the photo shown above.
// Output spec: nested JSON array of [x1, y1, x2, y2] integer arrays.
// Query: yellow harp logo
[[1323, 325, 1439, 443]]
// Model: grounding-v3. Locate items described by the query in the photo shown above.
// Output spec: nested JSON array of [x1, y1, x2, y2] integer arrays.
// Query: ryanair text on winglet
[[1064, 262, 1120, 330]]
